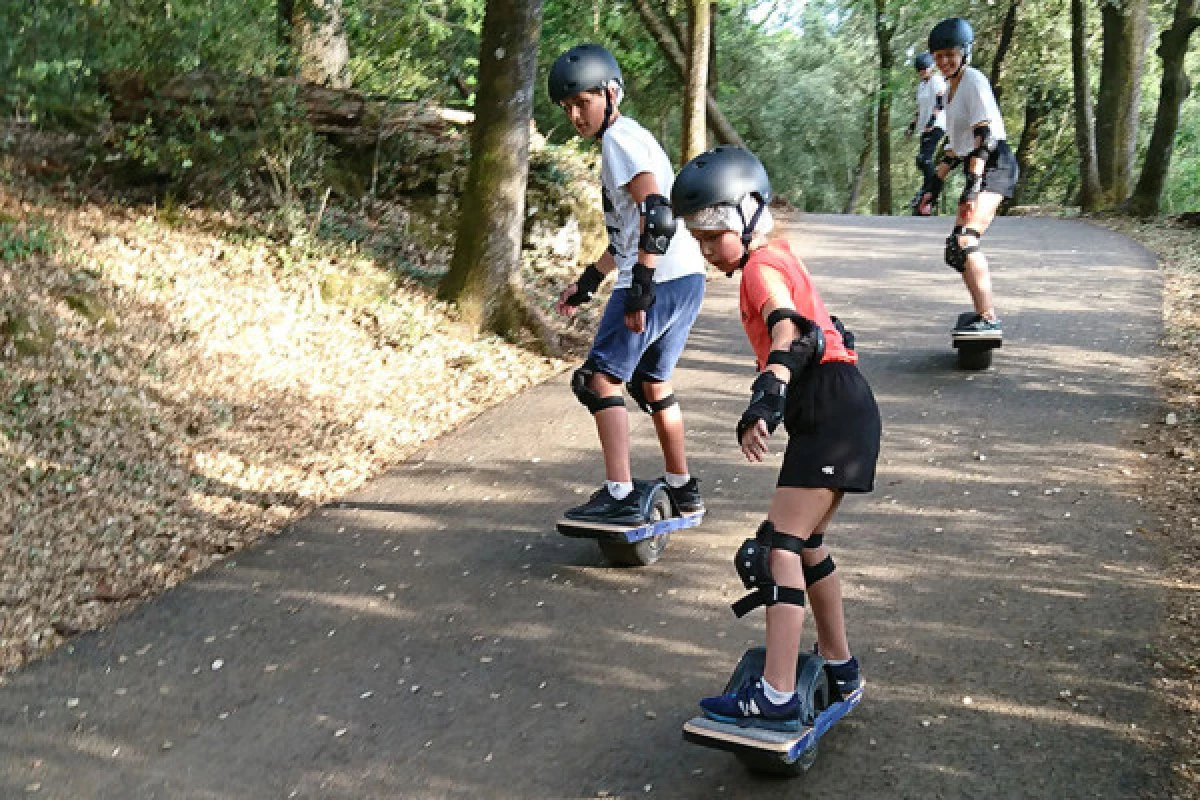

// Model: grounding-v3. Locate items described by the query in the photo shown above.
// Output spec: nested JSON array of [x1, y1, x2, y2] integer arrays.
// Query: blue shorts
[[588, 273, 705, 383]]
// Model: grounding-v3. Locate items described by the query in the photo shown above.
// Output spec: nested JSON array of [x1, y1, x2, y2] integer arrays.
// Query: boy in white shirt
[[926, 18, 1019, 340], [906, 52, 947, 216], [549, 44, 708, 525]]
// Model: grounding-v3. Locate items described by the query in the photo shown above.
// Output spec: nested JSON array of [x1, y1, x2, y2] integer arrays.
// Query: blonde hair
[[684, 196, 774, 236]]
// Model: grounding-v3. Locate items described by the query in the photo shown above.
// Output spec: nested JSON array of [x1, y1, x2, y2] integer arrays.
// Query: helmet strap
[[736, 199, 767, 270], [595, 85, 616, 139], [951, 45, 971, 79]]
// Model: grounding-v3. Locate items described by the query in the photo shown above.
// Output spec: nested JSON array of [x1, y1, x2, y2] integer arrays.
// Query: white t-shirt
[[944, 67, 1006, 157], [916, 73, 947, 132], [600, 116, 705, 289]]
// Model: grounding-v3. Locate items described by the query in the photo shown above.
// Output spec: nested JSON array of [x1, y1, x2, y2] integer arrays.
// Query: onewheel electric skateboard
[[556, 478, 703, 566], [683, 647, 863, 776], [952, 310, 1001, 370]]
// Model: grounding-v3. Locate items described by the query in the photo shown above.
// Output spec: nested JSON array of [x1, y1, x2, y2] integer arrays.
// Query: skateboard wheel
[[597, 486, 672, 566], [956, 347, 993, 371]]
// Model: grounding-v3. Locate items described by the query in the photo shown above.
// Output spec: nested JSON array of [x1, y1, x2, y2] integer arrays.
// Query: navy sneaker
[[665, 476, 704, 514], [699, 679, 802, 732], [953, 314, 1003, 339], [825, 656, 863, 696], [563, 486, 646, 526]]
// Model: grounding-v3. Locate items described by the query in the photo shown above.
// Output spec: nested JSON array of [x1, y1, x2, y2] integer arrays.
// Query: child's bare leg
[[643, 380, 688, 476], [762, 487, 839, 693], [591, 373, 632, 483], [957, 193, 1003, 318], [804, 493, 851, 661]]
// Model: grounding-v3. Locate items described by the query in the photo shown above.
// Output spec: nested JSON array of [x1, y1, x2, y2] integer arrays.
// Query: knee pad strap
[[803, 555, 836, 587], [731, 521, 809, 618], [626, 374, 677, 414], [572, 361, 625, 414]]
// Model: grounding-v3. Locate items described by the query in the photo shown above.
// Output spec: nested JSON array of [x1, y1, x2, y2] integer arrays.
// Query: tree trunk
[[1010, 87, 1048, 207], [845, 103, 875, 214], [289, 0, 350, 88], [1071, 0, 1105, 210], [1095, 0, 1148, 202], [438, 0, 551, 348], [682, 0, 710, 161], [628, 0, 745, 147], [708, 3, 718, 101], [873, 0, 894, 215], [989, 0, 1021, 105], [1128, 0, 1199, 215]]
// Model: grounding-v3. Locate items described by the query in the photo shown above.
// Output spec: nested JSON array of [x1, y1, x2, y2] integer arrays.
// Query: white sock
[[664, 472, 691, 489], [760, 677, 795, 705], [606, 480, 634, 500]]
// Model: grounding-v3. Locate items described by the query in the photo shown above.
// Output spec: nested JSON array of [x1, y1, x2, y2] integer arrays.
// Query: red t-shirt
[[739, 240, 857, 370]]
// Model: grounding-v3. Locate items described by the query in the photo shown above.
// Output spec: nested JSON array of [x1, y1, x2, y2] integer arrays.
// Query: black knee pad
[[803, 555, 836, 587], [944, 225, 982, 273], [626, 372, 678, 415], [731, 520, 808, 618], [571, 360, 625, 415]]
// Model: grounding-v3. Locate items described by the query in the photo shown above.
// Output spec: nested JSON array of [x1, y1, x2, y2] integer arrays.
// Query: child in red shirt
[[672, 146, 882, 731]]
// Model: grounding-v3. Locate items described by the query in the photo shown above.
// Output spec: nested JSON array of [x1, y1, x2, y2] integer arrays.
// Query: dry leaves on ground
[[0, 179, 607, 674]]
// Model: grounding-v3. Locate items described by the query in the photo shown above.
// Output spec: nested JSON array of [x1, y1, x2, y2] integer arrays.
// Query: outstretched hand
[[739, 418, 772, 462], [555, 284, 581, 316]]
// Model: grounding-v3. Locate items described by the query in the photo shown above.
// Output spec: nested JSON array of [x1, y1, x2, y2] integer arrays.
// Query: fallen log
[[101, 70, 474, 144]]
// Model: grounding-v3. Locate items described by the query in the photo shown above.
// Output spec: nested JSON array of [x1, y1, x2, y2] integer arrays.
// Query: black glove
[[960, 172, 982, 205], [736, 371, 787, 444], [624, 262, 656, 313], [564, 263, 605, 307]]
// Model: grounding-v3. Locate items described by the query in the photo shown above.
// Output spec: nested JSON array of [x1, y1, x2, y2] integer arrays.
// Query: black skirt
[[778, 361, 881, 493]]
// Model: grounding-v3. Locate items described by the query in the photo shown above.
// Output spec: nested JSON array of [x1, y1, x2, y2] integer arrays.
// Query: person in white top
[[548, 44, 708, 525], [906, 52, 947, 215], [925, 17, 1019, 339]]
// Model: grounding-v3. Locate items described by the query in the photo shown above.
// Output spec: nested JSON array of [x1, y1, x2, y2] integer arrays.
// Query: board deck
[[555, 510, 704, 542], [682, 683, 864, 757]]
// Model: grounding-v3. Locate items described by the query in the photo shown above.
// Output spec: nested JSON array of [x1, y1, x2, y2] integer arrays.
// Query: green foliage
[[0, 217, 58, 262], [2, 0, 1195, 213]]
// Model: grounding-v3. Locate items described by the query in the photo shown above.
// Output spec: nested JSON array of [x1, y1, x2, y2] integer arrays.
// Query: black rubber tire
[[735, 667, 831, 777], [956, 346, 993, 371], [597, 487, 672, 566]]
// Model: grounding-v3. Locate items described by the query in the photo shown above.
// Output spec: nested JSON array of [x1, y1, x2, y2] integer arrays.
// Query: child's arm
[[556, 250, 617, 314], [737, 270, 824, 462], [620, 171, 678, 331]]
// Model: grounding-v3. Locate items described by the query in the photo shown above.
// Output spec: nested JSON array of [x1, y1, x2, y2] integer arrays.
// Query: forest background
[[3, 0, 1196, 220]]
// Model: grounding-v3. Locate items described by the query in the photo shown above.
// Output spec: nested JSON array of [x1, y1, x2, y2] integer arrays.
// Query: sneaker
[[700, 678, 803, 732], [665, 476, 704, 514], [953, 314, 1003, 339], [813, 644, 863, 696], [825, 657, 863, 696], [563, 485, 646, 526]]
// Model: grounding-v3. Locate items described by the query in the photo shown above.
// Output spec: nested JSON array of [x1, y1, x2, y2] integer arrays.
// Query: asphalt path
[[0, 214, 1170, 799]]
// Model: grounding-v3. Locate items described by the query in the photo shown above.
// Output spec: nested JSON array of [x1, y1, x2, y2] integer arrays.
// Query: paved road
[[0, 214, 1169, 798]]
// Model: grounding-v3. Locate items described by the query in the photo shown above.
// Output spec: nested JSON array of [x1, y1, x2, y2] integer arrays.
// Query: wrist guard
[[624, 262, 656, 313], [736, 371, 787, 443], [960, 172, 982, 204], [565, 263, 605, 306]]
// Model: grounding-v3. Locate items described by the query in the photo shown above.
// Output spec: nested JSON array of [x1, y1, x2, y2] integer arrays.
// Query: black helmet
[[671, 146, 772, 218], [928, 17, 973, 53], [548, 44, 623, 104], [914, 52, 934, 71]]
